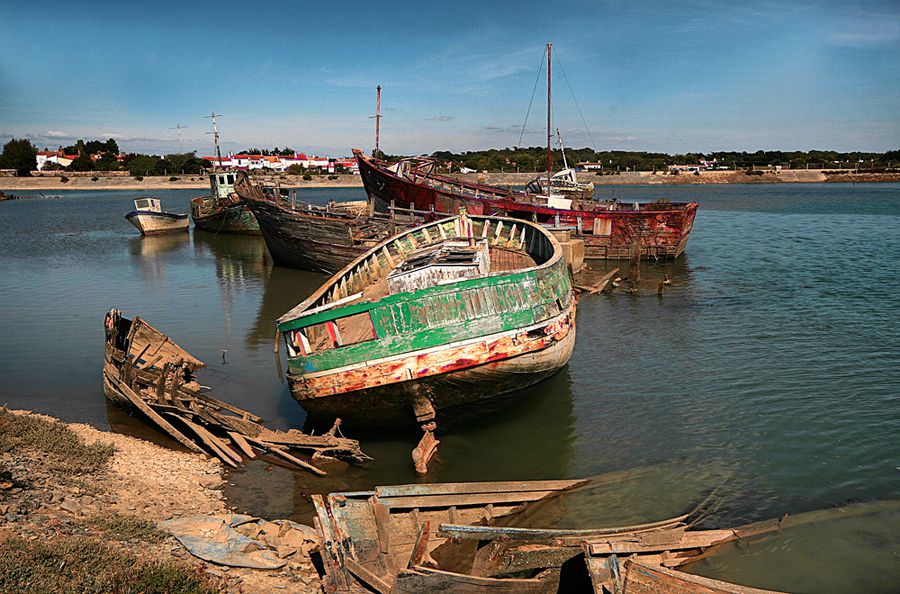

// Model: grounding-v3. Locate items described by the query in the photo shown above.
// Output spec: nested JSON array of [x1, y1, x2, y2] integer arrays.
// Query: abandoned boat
[[234, 171, 407, 274], [190, 170, 260, 235], [102, 309, 368, 474], [124, 197, 189, 235], [356, 149, 698, 260], [277, 212, 575, 470], [313, 478, 785, 594], [527, 129, 595, 200]]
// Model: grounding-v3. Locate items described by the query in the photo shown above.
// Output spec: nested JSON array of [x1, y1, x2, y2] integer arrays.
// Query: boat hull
[[190, 199, 261, 235], [288, 305, 576, 427], [243, 196, 372, 274], [356, 150, 698, 260], [125, 210, 189, 235]]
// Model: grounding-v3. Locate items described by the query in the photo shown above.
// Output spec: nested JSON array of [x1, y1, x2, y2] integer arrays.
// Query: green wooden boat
[[276, 211, 576, 436], [190, 171, 260, 235]]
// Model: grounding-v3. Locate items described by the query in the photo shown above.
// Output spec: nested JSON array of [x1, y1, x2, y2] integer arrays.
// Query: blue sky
[[1, 0, 897, 156]]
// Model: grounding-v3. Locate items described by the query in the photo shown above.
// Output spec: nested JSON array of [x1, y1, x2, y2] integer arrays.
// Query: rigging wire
[[517, 51, 546, 148], [554, 50, 597, 151]]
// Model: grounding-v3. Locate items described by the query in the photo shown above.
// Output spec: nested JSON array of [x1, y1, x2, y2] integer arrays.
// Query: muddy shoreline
[[1, 170, 897, 192]]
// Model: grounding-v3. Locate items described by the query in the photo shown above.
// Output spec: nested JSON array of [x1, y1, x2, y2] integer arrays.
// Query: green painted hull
[[191, 199, 260, 235]]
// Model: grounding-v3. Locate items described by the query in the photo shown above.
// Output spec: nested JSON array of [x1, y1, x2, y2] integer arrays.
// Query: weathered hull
[[243, 196, 371, 274], [288, 305, 576, 427], [124, 211, 189, 235], [190, 200, 260, 235], [356, 150, 697, 259]]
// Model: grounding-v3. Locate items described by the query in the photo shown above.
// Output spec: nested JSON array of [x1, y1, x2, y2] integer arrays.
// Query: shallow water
[[1, 183, 898, 592]]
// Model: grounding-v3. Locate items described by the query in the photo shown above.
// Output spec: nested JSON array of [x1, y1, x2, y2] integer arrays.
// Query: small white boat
[[125, 197, 189, 235]]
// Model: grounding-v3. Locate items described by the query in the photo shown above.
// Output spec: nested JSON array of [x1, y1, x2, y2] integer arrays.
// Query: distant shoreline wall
[[1, 170, 898, 191]]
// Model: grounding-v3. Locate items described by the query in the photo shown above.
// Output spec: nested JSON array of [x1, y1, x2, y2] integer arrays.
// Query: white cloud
[[44, 130, 70, 139]]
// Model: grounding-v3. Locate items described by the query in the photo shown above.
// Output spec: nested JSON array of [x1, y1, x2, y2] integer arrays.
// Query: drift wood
[[102, 309, 370, 474]]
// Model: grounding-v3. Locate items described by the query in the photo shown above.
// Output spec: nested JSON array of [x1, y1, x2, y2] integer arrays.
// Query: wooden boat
[[312, 479, 785, 594], [124, 197, 189, 235], [356, 149, 697, 260], [353, 44, 696, 261], [102, 309, 369, 474], [527, 129, 595, 200], [190, 171, 260, 235], [233, 171, 405, 274], [276, 211, 575, 471]]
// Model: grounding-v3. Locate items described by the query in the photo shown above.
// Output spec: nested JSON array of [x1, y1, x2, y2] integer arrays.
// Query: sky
[[1, 0, 897, 156]]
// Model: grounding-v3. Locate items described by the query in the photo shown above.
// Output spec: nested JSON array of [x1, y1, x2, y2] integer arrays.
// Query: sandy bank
[[1, 169, 898, 193], [0, 408, 319, 593]]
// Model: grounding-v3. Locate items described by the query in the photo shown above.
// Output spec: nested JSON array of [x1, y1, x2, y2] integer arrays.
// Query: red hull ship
[[354, 149, 699, 260]]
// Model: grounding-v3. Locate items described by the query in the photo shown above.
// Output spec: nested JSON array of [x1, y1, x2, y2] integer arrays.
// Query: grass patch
[[0, 535, 220, 594], [0, 408, 115, 475], [90, 512, 168, 543]]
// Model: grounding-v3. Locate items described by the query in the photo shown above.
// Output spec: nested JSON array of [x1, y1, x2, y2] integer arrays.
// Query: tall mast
[[546, 43, 552, 194], [557, 128, 569, 169], [205, 112, 223, 169], [374, 85, 382, 155]]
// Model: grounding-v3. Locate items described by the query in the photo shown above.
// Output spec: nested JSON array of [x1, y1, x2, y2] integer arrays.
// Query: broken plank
[[227, 431, 256, 458], [169, 414, 241, 467]]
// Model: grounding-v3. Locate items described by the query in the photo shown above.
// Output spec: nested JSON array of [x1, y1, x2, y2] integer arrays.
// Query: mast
[[205, 112, 223, 169], [373, 85, 382, 156], [546, 43, 552, 195], [557, 128, 569, 170]]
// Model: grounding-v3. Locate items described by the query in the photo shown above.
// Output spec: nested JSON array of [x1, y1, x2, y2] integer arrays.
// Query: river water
[[1, 183, 898, 592]]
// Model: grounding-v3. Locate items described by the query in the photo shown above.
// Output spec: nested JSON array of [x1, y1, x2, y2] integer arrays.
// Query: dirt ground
[[0, 408, 321, 593]]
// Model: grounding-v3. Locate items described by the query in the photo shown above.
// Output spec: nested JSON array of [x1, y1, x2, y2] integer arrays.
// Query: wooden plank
[[344, 557, 391, 594], [227, 431, 256, 458], [103, 375, 204, 454], [171, 414, 240, 467], [622, 559, 784, 594], [381, 490, 559, 510], [375, 479, 585, 499], [392, 567, 551, 594], [247, 439, 326, 476], [440, 515, 689, 542]]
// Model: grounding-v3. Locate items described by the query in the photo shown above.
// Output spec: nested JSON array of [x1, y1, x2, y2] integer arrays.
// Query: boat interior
[[132, 197, 162, 213]]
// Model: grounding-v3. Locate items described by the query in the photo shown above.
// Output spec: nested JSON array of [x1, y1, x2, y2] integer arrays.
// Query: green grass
[[89, 512, 168, 543], [0, 407, 115, 475], [0, 535, 221, 594]]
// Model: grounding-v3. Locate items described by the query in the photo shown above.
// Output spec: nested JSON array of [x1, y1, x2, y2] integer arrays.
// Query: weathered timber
[[190, 172, 260, 235], [103, 309, 369, 475]]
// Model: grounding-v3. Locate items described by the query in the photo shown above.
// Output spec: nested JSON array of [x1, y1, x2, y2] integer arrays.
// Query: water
[[1, 183, 898, 592]]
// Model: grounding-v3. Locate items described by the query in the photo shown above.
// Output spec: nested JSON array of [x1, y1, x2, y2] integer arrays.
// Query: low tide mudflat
[[1, 183, 899, 592]]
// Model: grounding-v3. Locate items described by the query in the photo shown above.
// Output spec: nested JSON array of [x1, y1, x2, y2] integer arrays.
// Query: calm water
[[1, 183, 899, 592]]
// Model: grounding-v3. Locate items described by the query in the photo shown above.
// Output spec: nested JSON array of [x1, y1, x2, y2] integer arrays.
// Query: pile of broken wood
[[103, 309, 370, 475]]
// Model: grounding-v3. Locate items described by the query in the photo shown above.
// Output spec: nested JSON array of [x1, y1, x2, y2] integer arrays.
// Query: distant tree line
[[415, 147, 900, 173]]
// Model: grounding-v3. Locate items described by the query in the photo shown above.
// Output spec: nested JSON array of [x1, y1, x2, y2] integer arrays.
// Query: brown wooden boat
[[233, 172, 411, 274], [102, 308, 369, 474], [312, 478, 788, 594], [355, 149, 698, 261]]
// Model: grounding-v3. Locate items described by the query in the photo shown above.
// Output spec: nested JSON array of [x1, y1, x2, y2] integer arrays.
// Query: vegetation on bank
[[413, 147, 900, 173], [0, 536, 220, 594], [0, 408, 114, 474]]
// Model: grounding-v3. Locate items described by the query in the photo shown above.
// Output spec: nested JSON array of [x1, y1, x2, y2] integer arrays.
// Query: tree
[[0, 138, 37, 176], [164, 151, 205, 174], [105, 138, 119, 154], [127, 155, 163, 177], [69, 154, 96, 171]]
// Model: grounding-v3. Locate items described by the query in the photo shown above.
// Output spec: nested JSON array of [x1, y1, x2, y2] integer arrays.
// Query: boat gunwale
[[276, 212, 565, 329]]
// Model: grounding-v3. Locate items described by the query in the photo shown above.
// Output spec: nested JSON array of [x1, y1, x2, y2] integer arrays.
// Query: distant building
[[200, 151, 358, 173]]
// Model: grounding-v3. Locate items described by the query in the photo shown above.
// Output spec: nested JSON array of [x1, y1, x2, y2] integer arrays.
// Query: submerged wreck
[[102, 309, 369, 475], [190, 171, 260, 235], [233, 171, 407, 274], [313, 479, 784, 594], [276, 212, 576, 472]]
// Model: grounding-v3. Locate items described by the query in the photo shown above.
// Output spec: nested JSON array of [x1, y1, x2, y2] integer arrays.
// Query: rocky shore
[[1, 169, 897, 193], [0, 408, 320, 593]]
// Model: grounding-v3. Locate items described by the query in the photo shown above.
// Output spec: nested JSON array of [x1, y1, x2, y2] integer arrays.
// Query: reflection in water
[[128, 233, 190, 284], [244, 264, 327, 350]]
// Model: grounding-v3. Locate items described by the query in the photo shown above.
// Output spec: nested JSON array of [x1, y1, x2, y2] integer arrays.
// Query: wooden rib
[[228, 431, 256, 458], [104, 376, 204, 454], [172, 414, 241, 467], [375, 479, 585, 498]]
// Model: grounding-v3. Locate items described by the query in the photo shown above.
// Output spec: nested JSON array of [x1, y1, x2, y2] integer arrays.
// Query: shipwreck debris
[[102, 309, 370, 475]]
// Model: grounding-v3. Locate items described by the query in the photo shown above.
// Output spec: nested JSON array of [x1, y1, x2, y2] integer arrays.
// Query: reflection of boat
[[313, 478, 785, 594], [190, 171, 260, 235], [124, 197, 189, 235], [234, 172, 403, 274]]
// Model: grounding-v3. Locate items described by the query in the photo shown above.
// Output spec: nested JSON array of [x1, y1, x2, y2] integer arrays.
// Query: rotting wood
[[103, 309, 370, 475]]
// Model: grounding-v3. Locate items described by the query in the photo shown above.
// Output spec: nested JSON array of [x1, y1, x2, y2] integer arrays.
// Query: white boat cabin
[[209, 172, 237, 201], [133, 197, 162, 212]]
